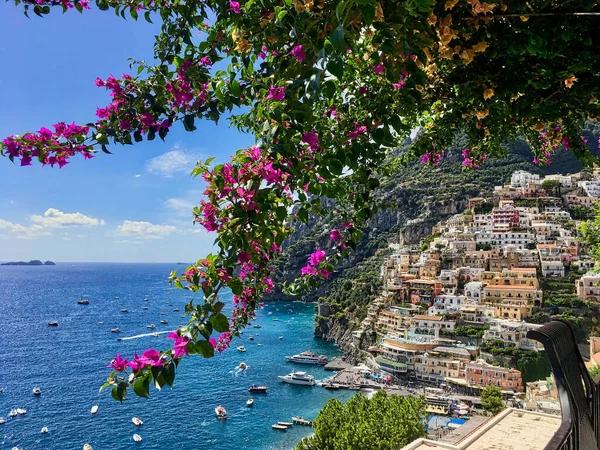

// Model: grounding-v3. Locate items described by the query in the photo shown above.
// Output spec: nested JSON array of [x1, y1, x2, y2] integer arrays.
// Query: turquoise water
[[0, 263, 354, 449]]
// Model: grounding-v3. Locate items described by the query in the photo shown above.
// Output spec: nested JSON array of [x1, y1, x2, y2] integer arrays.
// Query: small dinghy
[[133, 433, 142, 442], [83, 444, 93, 450], [111, 328, 121, 333], [121, 309, 128, 313], [246, 398, 254, 407], [215, 406, 227, 420], [238, 362, 247, 370], [48, 321, 59, 327], [143, 307, 149, 310], [132, 417, 143, 426], [0, 417, 6, 424], [32, 387, 41, 396], [41, 426, 49, 434], [160, 320, 168, 324], [279, 336, 283, 340], [146, 324, 156, 329], [90, 405, 99, 415], [16, 408, 27, 415], [9, 409, 17, 417], [237, 346, 246, 352]]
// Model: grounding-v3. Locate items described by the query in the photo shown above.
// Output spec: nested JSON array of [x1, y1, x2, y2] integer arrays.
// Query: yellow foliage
[[374, 3, 384, 22], [475, 109, 489, 120], [483, 88, 495, 100], [460, 49, 475, 65], [445, 0, 459, 10], [428, 14, 437, 26], [565, 75, 578, 88], [472, 41, 488, 53]]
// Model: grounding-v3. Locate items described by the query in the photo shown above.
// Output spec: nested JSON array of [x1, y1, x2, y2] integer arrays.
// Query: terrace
[[401, 320, 600, 450]]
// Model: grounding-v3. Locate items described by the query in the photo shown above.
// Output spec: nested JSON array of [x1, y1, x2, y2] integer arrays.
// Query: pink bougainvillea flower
[[301, 265, 318, 276], [290, 45, 306, 64], [329, 229, 342, 241], [374, 64, 384, 75], [301, 131, 319, 149], [266, 86, 286, 101], [168, 332, 190, 358], [228, 0, 241, 13], [138, 349, 164, 367], [108, 354, 128, 372], [320, 269, 331, 279], [308, 248, 326, 266]]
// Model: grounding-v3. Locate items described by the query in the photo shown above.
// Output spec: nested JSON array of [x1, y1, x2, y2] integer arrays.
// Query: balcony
[[400, 320, 600, 450]]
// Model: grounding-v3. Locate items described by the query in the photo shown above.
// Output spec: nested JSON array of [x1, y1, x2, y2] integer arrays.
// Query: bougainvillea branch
[[5, 0, 600, 400]]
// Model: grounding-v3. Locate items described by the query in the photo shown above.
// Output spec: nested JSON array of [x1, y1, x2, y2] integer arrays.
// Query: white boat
[[272, 424, 287, 431], [278, 421, 293, 427], [0, 417, 6, 424], [121, 309, 128, 313], [279, 336, 283, 340], [90, 405, 98, 415], [133, 433, 142, 442], [248, 384, 268, 393], [77, 295, 90, 305], [98, 321, 104, 324], [273, 318, 280, 321], [257, 343, 263, 346], [41, 426, 48, 434], [246, 398, 254, 407], [215, 406, 227, 419], [238, 362, 247, 370], [237, 346, 247, 352], [160, 320, 168, 324], [253, 324, 262, 328], [111, 328, 121, 333], [132, 416, 144, 426], [146, 324, 156, 329], [32, 387, 41, 396], [83, 444, 93, 450], [278, 371, 316, 386], [16, 408, 27, 415], [286, 351, 329, 365], [143, 307, 149, 310], [9, 409, 17, 417]]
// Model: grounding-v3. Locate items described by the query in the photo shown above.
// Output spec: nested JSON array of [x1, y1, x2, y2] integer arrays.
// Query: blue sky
[[0, 5, 254, 262]]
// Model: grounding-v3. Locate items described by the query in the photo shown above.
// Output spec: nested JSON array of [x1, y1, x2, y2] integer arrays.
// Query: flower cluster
[[300, 248, 330, 279]]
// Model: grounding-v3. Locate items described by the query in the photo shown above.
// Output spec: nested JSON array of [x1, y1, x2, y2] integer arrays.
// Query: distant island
[[1, 260, 56, 266]]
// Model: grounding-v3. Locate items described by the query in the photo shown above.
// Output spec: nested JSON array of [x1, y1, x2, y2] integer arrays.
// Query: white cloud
[[134, 174, 141, 178], [146, 145, 202, 178], [115, 220, 177, 239], [0, 219, 50, 240], [30, 208, 105, 229], [116, 239, 143, 245], [164, 197, 197, 216]]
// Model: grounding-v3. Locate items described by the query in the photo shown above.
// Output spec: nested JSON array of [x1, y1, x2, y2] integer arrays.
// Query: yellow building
[[497, 299, 534, 320], [482, 284, 543, 306]]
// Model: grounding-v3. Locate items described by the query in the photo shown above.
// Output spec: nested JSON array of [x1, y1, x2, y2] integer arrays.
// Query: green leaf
[[133, 376, 151, 398], [162, 362, 176, 388], [230, 80, 242, 97], [330, 26, 346, 52], [358, 4, 375, 24], [213, 301, 225, 313], [326, 58, 344, 79], [228, 278, 243, 295], [183, 115, 196, 132], [210, 313, 230, 332], [196, 340, 215, 358]]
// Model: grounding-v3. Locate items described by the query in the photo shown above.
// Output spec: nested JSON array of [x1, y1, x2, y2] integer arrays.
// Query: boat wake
[[118, 330, 172, 340]]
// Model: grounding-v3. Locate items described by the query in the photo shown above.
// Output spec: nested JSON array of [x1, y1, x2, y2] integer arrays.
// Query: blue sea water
[[0, 263, 354, 450]]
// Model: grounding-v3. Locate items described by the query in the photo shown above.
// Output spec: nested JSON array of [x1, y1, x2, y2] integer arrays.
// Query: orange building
[[465, 361, 524, 392]]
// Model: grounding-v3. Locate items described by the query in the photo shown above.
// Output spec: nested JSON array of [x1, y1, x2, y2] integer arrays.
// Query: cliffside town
[[322, 168, 600, 410]]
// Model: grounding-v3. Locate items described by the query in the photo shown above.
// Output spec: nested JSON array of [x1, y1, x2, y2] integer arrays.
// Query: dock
[[292, 417, 313, 426], [323, 357, 352, 371]]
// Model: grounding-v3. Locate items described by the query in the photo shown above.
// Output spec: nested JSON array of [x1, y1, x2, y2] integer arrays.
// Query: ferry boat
[[285, 351, 329, 365], [278, 371, 316, 386], [248, 384, 268, 393], [215, 406, 227, 419]]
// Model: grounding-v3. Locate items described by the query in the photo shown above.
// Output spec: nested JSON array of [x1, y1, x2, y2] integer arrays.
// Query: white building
[[579, 180, 600, 198], [465, 281, 484, 303], [511, 171, 540, 188], [476, 230, 533, 250], [483, 319, 543, 350], [544, 174, 573, 188]]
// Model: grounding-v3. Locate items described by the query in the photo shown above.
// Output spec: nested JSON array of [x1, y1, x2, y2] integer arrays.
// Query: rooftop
[[401, 409, 560, 450], [414, 315, 444, 321]]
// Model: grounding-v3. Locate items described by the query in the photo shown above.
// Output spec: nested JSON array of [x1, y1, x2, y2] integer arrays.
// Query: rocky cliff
[[268, 138, 596, 352]]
